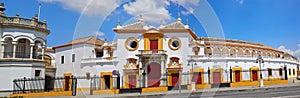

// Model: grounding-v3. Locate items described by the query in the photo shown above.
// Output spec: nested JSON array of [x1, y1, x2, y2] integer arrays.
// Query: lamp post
[[188, 60, 197, 91], [256, 55, 264, 87]]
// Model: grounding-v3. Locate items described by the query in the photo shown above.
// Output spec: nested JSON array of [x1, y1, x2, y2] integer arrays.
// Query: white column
[[42, 45, 45, 60], [1, 43, 6, 58], [29, 44, 34, 59], [12, 42, 17, 58], [138, 61, 143, 88], [235, 48, 238, 57]]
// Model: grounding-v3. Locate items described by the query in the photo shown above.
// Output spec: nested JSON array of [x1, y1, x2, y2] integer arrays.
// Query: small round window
[[125, 37, 139, 51], [168, 37, 181, 50], [171, 40, 180, 48], [129, 41, 137, 48]]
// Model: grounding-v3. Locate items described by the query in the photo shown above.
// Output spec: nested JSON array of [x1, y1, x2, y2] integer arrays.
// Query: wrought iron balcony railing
[[137, 50, 167, 55], [1, 52, 39, 59]]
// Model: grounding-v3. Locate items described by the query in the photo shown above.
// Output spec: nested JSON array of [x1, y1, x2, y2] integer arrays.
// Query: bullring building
[[53, 15, 299, 92]]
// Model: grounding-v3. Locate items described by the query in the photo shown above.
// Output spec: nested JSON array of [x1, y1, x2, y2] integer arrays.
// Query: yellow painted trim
[[187, 84, 211, 90], [93, 89, 119, 94], [63, 73, 72, 91], [210, 68, 224, 84], [77, 88, 90, 91], [143, 33, 163, 50], [125, 37, 139, 51], [142, 87, 168, 93], [250, 67, 260, 82], [232, 67, 242, 83], [264, 80, 288, 85], [190, 68, 205, 84], [100, 72, 113, 90], [230, 81, 259, 87], [10, 91, 72, 97], [168, 36, 182, 50], [124, 71, 139, 88], [167, 69, 182, 86]]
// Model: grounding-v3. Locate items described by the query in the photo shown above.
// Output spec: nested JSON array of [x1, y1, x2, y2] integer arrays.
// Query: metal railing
[[1, 52, 39, 59], [13, 76, 77, 96], [138, 50, 167, 55]]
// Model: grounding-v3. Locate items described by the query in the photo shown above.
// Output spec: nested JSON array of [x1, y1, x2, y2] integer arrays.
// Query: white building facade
[[54, 15, 300, 91], [0, 3, 50, 92]]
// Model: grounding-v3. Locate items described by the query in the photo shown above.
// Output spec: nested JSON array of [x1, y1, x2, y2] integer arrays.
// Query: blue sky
[[1, 0, 300, 57]]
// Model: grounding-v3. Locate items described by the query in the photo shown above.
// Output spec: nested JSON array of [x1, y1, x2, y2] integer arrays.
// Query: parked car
[[297, 75, 300, 80]]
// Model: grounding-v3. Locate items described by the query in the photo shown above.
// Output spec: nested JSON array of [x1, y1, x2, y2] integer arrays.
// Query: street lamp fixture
[[188, 60, 197, 91], [256, 55, 264, 87]]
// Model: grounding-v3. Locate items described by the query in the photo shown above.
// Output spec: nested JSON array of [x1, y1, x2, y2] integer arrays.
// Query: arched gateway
[[147, 62, 161, 87]]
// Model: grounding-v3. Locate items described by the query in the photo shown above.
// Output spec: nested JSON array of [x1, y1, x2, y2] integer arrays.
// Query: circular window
[[125, 37, 139, 51], [129, 41, 137, 48], [168, 37, 181, 50]]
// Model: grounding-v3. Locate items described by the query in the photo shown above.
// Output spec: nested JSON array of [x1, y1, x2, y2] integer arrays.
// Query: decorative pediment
[[163, 21, 185, 29], [122, 22, 146, 30], [167, 57, 182, 68], [124, 63, 139, 69], [124, 58, 139, 69]]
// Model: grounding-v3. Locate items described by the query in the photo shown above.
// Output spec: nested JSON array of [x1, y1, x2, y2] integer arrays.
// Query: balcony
[[81, 57, 118, 65], [135, 50, 167, 57], [0, 16, 49, 33], [0, 52, 44, 63]]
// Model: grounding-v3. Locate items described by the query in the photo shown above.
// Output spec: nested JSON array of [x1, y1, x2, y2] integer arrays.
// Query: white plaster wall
[[0, 66, 34, 90], [164, 33, 194, 84]]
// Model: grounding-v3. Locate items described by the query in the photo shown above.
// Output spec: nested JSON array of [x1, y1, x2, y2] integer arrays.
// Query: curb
[[97, 83, 300, 98]]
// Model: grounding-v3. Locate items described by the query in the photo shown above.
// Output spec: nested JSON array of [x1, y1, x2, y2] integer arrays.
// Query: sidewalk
[[30, 79, 300, 98]]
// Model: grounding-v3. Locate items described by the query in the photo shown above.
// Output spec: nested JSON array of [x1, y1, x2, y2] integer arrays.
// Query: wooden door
[[64, 76, 70, 91], [252, 70, 258, 81], [128, 75, 136, 88], [193, 72, 202, 84], [147, 63, 161, 87], [213, 72, 221, 84], [150, 39, 158, 54], [235, 71, 240, 82], [172, 73, 179, 86]]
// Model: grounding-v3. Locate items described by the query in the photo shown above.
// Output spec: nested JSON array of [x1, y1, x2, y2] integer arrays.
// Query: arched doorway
[[147, 62, 161, 87]]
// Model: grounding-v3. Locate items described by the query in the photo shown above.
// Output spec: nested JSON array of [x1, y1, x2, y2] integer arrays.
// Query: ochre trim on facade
[[93, 89, 120, 94], [210, 68, 224, 84], [100, 72, 113, 90], [232, 67, 242, 83], [250, 67, 260, 82], [10, 91, 72, 97], [190, 68, 205, 85], [125, 37, 139, 51], [167, 68, 182, 86], [141, 87, 168, 93], [63, 73, 72, 91], [168, 36, 182, 51], [124, 70, 139, 88], [143, 33, 163, 50]]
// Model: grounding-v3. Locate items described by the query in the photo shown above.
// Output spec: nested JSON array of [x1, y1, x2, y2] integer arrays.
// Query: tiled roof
[[53, 36, 104, 49]]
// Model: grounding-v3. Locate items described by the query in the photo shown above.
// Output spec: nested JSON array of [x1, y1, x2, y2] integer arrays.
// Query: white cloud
[[278, 44, 300, 59], [239, 0, 244, 4], [171, 0, 200, 15], [123, 0, 171, 23], [94, 31, 105, 36], [40, 0, 119, 17]]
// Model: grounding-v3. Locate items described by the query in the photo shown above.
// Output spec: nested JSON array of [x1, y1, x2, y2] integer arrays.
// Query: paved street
[[190, 86, 300, 98]]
